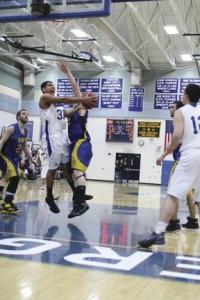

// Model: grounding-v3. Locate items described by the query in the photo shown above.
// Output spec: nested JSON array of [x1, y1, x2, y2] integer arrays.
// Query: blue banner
[[179, 78, 200, 94], [128, 88, 144, 112], [101, 78, 123, 93], [79, 78, 100, 93], [57, 78, 74, 97], [79, 78, 100, 108], [155, 78, 179, 94], [101, 94, 122, 108], [154, 94, 177, 110]]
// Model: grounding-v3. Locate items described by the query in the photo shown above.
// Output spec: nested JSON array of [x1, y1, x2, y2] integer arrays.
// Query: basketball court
[[0, 1, 200, 300], [0, 179, 200, 300]]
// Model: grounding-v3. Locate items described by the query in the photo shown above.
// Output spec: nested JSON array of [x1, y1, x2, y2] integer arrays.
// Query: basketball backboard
[[0, 0, 111, 22]]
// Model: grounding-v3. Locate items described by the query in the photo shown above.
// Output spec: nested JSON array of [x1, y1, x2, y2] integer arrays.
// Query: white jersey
[[40, 104, 70, 170], [40, 104, 66, 137], [167, 103, 200, 200], [179, 104, 200, 155]]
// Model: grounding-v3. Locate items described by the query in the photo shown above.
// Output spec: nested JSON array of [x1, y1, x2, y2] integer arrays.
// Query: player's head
[[183, 84, 200, 104], [169, 100, 184, 117], [41, 81, 55, 95], [16, 109, 29, 124]]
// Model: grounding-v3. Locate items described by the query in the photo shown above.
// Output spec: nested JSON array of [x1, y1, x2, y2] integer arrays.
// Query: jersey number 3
[[57, 109, 65, 120]]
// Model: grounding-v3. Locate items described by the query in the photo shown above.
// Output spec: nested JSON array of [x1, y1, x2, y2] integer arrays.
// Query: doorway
[[115, 153, 141, 183]]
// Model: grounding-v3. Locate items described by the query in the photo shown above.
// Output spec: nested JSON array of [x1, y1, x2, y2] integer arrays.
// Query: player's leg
[[0, 155, 7, 202], [68, 169, 89, 219], [67, 141, 92, 218], [165, 160, 181, 232], [2, 175, 20, 213], [0, 177, 5, 201], [139, 194, 178, 247], [139, 157, 200, 248], [0, 157, 20, 213], [42, 139, 61, 213], [45, 168, 60, 213], [62, 159, 93, 201], [182, 189, 199, 229], [62, 139, 93, 201]]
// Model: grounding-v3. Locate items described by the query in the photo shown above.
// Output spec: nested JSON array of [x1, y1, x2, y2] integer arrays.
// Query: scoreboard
[[106, 119, 133, 142]]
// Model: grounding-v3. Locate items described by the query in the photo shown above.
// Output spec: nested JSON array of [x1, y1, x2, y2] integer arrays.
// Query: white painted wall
[[87, 117, 165, 184], [0, 111, 16, 134], [0, 112, 166, 184], [133, 119, 165, 184], [0, 84, 21, 101]]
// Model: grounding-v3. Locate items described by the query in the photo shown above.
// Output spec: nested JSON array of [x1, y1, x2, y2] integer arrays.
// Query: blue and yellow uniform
[[68, 111, 92, 172], [0, 123, 27, 179]]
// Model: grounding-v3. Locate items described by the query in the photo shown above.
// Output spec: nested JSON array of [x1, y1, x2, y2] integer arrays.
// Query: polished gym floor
[[0, 179, 200, 300]]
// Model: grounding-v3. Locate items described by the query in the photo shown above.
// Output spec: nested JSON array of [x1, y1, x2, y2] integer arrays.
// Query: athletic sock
[[155, 221, 168, 234], [47, 187, 53, 198]]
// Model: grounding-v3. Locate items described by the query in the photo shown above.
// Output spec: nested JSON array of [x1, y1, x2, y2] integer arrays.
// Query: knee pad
[[75, 174, 85, 180]]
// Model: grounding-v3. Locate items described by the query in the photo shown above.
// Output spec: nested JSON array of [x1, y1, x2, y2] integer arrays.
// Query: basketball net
[[49, 19, 71, 35]]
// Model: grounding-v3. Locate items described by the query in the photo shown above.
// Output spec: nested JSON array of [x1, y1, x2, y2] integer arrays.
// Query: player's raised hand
[[81, 93, 97, 108], [57, 61, 69, 73]]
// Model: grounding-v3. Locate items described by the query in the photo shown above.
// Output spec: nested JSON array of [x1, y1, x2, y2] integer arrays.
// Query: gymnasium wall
[[22, 68, 169, 118], [0, 111, 17, 136], [21, 66, 199, 118], [0, 61, 22, 114], [0, 62, 199, 183], [86, 117, 165, 183]]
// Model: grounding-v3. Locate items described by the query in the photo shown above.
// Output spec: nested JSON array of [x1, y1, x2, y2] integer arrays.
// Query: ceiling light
[[181, 54, 192, 61], [102, 55, 116, 62], [37, 58, 48, 64], [70, 29, 88, 38], [164, 25, 179, 35]]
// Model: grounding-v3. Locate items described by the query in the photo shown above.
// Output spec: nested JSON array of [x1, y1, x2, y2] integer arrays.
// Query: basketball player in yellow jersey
[[57, 62, 93, 218]]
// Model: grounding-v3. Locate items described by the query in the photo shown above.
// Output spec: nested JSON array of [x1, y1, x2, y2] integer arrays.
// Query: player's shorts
[[169, 160, 178, 180], [167, 150, 200, 200], [41, 132, 70, 170], [70, 139, 93, 173], [0, 154, 18, 180]]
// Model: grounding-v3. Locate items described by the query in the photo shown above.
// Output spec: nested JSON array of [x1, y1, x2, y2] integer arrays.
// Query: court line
[[0, 231, 139, 250]]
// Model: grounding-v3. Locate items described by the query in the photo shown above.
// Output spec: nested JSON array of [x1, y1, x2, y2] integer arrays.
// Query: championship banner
[[137, 121, 161, 138]]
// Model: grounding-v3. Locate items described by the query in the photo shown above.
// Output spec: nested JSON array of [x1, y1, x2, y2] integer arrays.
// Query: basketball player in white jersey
[[139, 84, 200, 247], [157, 101, 199, 231], [40, 81, 96, 213]]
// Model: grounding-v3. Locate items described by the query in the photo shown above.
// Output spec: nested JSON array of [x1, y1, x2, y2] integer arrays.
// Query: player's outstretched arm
[[57, 62, 82, 98], [39, 93, 96, 109]]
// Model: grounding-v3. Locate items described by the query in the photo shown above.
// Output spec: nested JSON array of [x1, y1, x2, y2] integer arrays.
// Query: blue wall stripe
[[0, 93, 19, 113]]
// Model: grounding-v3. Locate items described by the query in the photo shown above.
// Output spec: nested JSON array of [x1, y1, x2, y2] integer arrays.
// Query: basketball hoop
[[49, 18, 71, 35], [52, 19, 71, 24]]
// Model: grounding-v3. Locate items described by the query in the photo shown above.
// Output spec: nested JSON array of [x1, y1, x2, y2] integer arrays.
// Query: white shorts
[[167, 151, 200, 200], [41, 132, 70, 170], [41, 161, 49, 179]]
